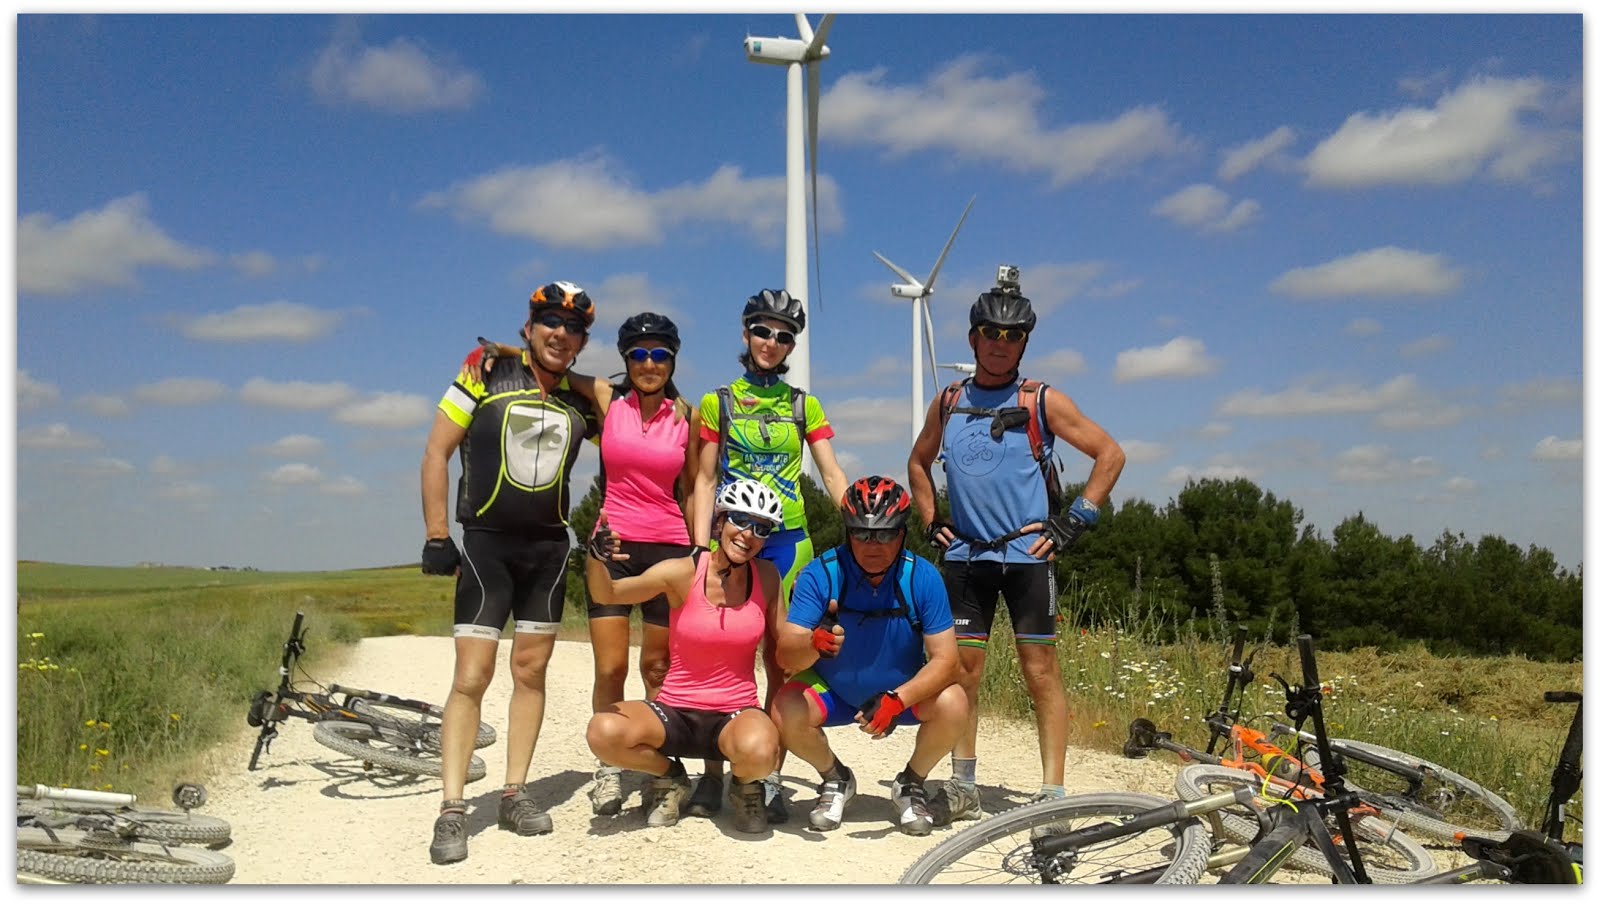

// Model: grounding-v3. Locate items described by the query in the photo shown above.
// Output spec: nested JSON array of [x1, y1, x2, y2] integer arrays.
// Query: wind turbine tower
[[743, 13, 835, 394]]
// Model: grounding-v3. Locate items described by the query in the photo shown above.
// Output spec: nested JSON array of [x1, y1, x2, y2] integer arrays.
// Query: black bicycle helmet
[[616, 312, 681, 354], [741, 288, 806, 334], [841, 475, 913, 532], [969, 290, 1036, 333], [529, 281, 596, 327]]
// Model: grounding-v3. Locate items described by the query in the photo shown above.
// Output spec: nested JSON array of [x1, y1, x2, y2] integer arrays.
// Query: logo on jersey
[[948, 421, 1004, 477], [503, 402, 571, 490]]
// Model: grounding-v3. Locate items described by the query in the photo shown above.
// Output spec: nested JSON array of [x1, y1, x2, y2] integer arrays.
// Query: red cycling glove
[[859, 690, 907, 736], [811, 622, 842, 658]]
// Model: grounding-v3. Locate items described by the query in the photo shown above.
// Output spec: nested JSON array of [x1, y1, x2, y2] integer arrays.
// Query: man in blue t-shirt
[[772, 476, 968, 837]]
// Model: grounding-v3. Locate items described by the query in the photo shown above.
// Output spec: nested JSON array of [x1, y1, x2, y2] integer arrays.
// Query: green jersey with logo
[[697, 376, 834, 531]]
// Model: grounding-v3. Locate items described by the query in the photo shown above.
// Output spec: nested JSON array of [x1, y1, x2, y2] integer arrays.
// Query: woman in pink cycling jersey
[[565, 312, 699, 817], [584, 479, 785, 835]]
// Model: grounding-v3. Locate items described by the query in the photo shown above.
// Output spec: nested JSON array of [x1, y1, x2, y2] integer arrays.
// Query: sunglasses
[[747, 323, 796, 346], [726, 511, 776, 538], [624, 346, 674, 364], [847, 527, 904, 544], [534, 311, 588, 335], [977, 324, 1028, 342]]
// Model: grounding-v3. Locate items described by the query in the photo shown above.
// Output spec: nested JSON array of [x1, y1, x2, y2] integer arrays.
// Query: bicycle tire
[[899, 792, 1211, 885], [17, 802, 232, 847], [1173, 764, 1436, 882], [16, 826, 235, 884], [348, 697, 496, 749], [312, 720, 486, 781], [1313, 738, 1521, 843]]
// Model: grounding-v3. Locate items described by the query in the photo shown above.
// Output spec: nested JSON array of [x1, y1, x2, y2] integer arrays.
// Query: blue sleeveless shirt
[[940, 379, 1054, 563]]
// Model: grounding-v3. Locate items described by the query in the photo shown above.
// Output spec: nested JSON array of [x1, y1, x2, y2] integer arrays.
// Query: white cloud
[[1399, 334, 1453, 358], [1218, 126, 1297, 181], [230, 251, 276, 277], [1120, 440, 1170, 463], [265, 463, 325, 486], [321, 476, 368, 496], [77, 394, 132, 417], [1113, 337, 1220, 382], [1030, 348, 1089, 381], [239, 378, 358, 410], [18, 371, 59, 409], [813, 356, 909, 390], [310, 30, 484, 113], [18, 194, 213, 295], [75, 457, 136, 478], [1151, 183, 1261, 233], [334, 393, 435, 429], [1532, 435, 1582, 461], [1344, 317, 1383, 337], [821, 56, 1192, 188], [131, 377, 228, 406], [588, 273, 686, 334], [1374, 405, 1469, 430], [1218, 374, 1421, 417], [178, 301, 343, 343], [1269, 247, 1463, 299], [1443, 476, 1478, 494], [1500, 376, 1580, 407], [820, 396, 916, 447], [150, 455, 183, 475], [1304, 76, 1571, 187], [1332, 445, 1441, 483], [19, 423, 100, 449], [1165, 462, 1257, 484], [1087, 278, 1143, 299], [259, 434, 326, 458], [1198, 421, 1232, 439]]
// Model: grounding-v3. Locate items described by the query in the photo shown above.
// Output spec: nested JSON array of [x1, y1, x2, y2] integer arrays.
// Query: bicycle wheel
[[1313, 738, 1521, 843], [899, 792, 1211, 885], [1173, 764, 1436, 882], [16, 826, 235, 884], [16, 802, 231, 847], [348, 697, 496, 749], [312, 720, 486, 781]]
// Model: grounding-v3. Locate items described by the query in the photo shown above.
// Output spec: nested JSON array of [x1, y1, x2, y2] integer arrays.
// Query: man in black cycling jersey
[[419, 281, 600, 864], [907, 269, 1125, 825]]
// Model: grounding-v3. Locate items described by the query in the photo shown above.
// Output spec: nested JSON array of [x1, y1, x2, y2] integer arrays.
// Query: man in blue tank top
[[906, 268, 1126, 826], [771, 477, 967, 837]]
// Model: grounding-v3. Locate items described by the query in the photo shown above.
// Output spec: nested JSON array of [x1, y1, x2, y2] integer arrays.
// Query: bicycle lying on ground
[[17, 783, 235, 884], [247, 612, 494, 780], [1124, 627, 1519, 845], [900, 634, 1428, 885]]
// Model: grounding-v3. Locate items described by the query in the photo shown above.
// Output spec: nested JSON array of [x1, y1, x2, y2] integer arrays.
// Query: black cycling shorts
[[453, 527, 571, 640], [585, 539, 692, 628], [645, 701, 755, 761], [942, 558, 1058, 649]]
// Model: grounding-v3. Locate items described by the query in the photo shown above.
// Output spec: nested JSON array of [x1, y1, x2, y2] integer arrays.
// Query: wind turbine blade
[[809, 14, 835, 54], [806, 59, 823, 312], [921, 297, 943, 390], [924, 195, 976, 292], [794, 13, 814, 44], [872, 251, 918, 287]]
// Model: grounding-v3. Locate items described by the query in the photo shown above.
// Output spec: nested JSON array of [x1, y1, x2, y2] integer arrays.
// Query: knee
[[509, 655, 551, 690], [638, 653, 669, 690], [923, 683, 971, 725], [593, 658, 628, 690], [728, 724, 781, 774], [771, 687, 811, 735], [955, 655, 986, 689], [1017, 649, 1062, 687], [586, 713, 626, 757], [451, 665, 493, 700]]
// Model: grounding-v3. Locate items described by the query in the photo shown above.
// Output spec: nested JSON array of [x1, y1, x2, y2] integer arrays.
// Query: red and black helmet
[[529, 281, 596, 327], [841, 475, 912, 532]]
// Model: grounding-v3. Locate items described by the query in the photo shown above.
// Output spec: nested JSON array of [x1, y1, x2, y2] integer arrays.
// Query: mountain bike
[[246, 612, 493, 780], [900, 634, 1420, 884], [17, 783, 235, 884], [1124, 627, 1519, 844]]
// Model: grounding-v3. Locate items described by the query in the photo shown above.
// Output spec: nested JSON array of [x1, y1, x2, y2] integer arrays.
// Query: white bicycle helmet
[[715, 479, 784, 526]]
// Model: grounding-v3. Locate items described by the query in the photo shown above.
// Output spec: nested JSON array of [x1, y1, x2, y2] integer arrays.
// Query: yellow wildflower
[[95, 749, 109, 758], [85, 720, 96, 727], [97, 721, 110, 730], [78, 743, 88, 751], [88, 764, 101, 773], [169, 713, 181, 722]]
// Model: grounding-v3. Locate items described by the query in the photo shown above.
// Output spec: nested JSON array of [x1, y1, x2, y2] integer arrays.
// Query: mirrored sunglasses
[[747, 323, 796, 346], [624, 346, 675, 364], [726, 511, 776, 538], [535, 311, 588, 335], [977, 324, 1027, 342], [847, 527, 903, 544]]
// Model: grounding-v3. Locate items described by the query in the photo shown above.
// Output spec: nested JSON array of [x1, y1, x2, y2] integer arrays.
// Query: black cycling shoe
[[498, 787, 553, 836], [684, 774, 723, 818], [762, 776, 789, 825], [429, 811, 468, 864]]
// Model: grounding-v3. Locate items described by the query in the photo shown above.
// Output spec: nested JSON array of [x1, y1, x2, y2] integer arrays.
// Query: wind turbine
[[743, 13, 835, 396], [872, 196, 976, 446]]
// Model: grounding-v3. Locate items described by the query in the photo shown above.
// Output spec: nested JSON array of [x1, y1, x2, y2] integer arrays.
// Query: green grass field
[[15, 561, 1581, 841]]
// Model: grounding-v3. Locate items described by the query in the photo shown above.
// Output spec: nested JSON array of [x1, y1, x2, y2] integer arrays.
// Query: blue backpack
[[815, 547, 922, 634]]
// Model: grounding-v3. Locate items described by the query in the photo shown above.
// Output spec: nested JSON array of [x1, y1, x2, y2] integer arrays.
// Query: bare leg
[[586, 701, 672, 775], [440, 637, 497, 803], [950, 645, 987, 761], [588, 616, 632, 713], [1016, 642, 1067, 787], [771, 684, 832, 775], [638, 622, 670, 702], [502, 631, 557, 787]]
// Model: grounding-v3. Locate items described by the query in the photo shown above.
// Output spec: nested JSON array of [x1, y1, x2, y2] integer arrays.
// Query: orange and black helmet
[[529, 281, 596, 327], [841, 475, 912, 532]]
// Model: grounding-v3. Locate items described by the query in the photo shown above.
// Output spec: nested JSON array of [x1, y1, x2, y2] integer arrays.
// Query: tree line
[[566, 474, 1581, 663]]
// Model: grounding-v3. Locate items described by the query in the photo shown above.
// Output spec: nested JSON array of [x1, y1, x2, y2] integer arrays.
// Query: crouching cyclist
[[771, 476, 967, 836]]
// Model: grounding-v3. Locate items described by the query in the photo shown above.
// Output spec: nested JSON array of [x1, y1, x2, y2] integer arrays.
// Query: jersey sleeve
[[802, 392, 835, 444], [909, 556, 955, 635], [784, 558, 828, 629], [697, 390, 721, 445], [438, 348, 490, 428]]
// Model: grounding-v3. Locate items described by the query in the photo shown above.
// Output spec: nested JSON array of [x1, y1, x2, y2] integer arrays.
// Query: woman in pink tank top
[[565, 313, 700, 817], [584, 479, 785, 835]]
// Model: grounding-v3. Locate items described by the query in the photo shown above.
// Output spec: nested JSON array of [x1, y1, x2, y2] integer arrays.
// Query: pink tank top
[[599, 393, 691, 545], [655, 553, 769, 713]]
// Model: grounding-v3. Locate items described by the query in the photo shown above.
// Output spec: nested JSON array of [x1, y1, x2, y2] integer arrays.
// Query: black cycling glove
[[421, 537, 461, 575]]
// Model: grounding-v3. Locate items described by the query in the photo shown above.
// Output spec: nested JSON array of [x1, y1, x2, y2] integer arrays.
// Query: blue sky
[[12, 12, 1586, 572]]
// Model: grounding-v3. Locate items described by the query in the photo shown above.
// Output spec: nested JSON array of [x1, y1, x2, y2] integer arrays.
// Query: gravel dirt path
[[201, 635, 1336, 884]]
